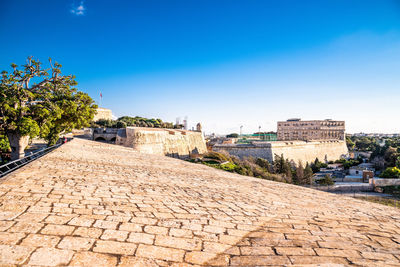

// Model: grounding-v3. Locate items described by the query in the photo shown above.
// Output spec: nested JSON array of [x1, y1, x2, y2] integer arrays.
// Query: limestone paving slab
[[0, 138, 399, 266]]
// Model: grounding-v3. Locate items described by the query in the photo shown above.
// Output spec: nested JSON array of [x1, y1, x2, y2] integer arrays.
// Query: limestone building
[[93, 108, 113, 121], [277, 119, 345, 141]]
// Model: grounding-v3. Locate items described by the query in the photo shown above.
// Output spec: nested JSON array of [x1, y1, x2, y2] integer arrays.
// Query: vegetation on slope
[[189, 151, 314, 185], [355, 196, 400, 209]]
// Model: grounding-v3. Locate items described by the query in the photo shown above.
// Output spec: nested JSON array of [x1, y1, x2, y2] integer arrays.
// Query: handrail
[[0, 139, 69, 178]]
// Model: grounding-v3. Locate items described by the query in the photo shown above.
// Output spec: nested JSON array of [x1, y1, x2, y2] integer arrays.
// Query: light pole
[[240, 125, 243, 137]]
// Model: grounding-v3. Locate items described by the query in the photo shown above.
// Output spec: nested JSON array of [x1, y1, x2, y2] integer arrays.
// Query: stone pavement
[[0, 138, 399, 266]]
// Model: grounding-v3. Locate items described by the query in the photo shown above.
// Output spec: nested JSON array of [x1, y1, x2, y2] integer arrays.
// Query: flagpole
[[99, 92, 102, 107]]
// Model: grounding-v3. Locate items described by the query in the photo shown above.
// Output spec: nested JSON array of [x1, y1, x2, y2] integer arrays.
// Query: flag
[[100, 92, 103, 98]]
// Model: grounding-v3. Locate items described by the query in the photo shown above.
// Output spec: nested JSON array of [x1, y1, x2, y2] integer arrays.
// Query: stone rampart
[[116, 127, 207, 158], [93, 108, 113, 121], [213, 140, 348, 164]]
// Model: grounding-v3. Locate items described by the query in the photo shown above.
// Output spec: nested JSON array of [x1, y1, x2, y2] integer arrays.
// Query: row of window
[[278, 121, 344, 127]]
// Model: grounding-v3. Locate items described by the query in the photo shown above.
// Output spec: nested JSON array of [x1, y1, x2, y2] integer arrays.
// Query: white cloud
[[71, 1, 85, 16]]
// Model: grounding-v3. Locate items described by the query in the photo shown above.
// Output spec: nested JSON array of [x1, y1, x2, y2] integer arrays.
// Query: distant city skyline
[[1, 0, 400, 134]]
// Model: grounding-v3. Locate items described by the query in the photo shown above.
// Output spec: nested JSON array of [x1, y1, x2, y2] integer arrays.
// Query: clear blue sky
[[1, 0, 400, 134]]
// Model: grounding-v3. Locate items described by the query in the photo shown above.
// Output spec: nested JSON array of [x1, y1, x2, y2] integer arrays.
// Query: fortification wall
[[116, 127, 207, 158], [93, 108, 113, 121], [213, 140, 348, 164], [213, 144, 275, 161]]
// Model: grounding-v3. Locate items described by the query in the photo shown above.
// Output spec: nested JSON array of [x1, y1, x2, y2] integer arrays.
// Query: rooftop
[[0, 138, 399, 266]]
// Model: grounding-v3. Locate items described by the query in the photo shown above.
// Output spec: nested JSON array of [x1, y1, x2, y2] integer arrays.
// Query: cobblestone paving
[[0, 138, 399, 266]]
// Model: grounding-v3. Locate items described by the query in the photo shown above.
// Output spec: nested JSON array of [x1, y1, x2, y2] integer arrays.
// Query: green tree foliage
[[294, 161, 305, 185], [368, 137, 400, 169], [334, 158, 362, 169], [93, 119, 120, 128], [380, 167, 400, 178], [304, 163, 314, 185], [202, 151, 230, 163], [116, 121, 127, 128], [0, 134, 11, 163], [255, 158, 272, 173], [384, 147, 400, 168], [283, 159, 293, 183], [310, 158, 328, 173], [352, 136, 378, 151], [346, 136, 355, 150], [93, 116, 176, 129], [273, 154, 285, 174], [317, 174, 335, 185], [0, 57, 97, 159]]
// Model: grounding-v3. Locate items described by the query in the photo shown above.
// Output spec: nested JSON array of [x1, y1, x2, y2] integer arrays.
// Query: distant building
[[251, 132, 277, 141], [344, 163, 375, 183], [93, 108, 113, 121], [349, 163, 375, 176], [277, 119, 345, 141]]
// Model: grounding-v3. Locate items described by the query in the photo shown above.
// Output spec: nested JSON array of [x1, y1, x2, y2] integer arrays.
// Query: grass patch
[[354, 196, 400, 209]]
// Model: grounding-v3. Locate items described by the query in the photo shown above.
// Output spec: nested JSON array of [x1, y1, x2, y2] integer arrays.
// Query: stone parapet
[[116, 127, 207, 158]]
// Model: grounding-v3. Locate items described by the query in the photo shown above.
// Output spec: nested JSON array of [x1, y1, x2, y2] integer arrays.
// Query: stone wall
[[116, 127, 207, 158], [371, 178, 400, 187], [213, 140, 348, 164], [93, 108, 113, 121]]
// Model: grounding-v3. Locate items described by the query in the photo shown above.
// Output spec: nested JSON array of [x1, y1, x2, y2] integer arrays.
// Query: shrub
[[203, 152, 230, 163], [317, 175, 335, 186], [116, 121, 127, 128], [191, 152, 295, 184], [379, 185, 400, 195], [255, 158, 272, 172], [380, 167, 400, 178], [220, 162, 236, 172]]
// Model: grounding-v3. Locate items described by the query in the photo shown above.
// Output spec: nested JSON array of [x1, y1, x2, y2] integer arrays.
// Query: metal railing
[[0, 141, 65, 178]]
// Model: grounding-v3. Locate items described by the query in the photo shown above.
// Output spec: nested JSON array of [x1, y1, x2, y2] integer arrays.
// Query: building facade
[[277, 119, 345, 141]]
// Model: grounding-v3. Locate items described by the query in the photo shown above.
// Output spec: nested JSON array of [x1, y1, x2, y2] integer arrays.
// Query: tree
[[380, 167, 400, 178], [255, 158, 272, 173], [346, 136, 355, 150], [311, 157, 328, 173], [295, 161, 305, 185], [283, 159, 292, 183], [0, 57, 97, 160], [273, 154, 285, 174], [318, 174, 334, 185], [115, 121, 127, 128], [304, 163, 313, 185], [384, 147, 400, 167]]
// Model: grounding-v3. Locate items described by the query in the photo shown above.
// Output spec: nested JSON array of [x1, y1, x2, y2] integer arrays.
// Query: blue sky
[[1, 0, 400, 134]]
